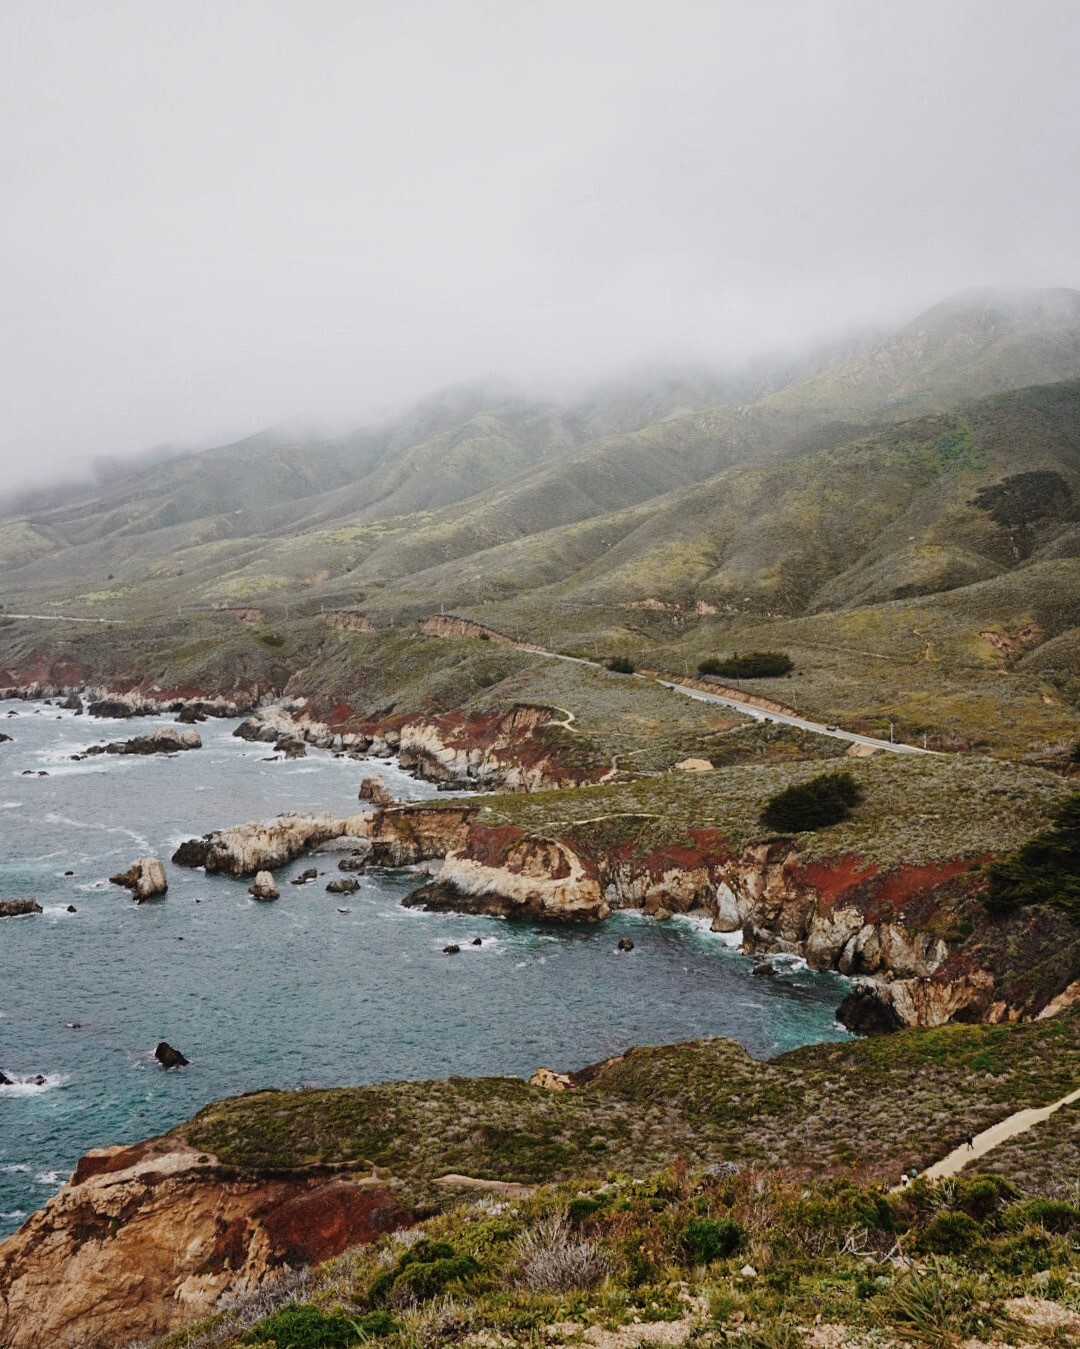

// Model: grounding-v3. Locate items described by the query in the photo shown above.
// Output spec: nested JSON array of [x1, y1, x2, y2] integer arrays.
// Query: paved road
[[3, 612, 108, 623], [521, 644, 932, 757], [655, 678, 933, 756]]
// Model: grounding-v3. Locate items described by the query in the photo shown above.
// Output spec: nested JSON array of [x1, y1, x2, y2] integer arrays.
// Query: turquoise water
[[0, 699, 849, 1234]]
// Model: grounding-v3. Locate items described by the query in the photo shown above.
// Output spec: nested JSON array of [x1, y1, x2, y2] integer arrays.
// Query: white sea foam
[[34, 1170, 62, 1186], [0, 1163, 30, 1173], [669, 912, 743, 948], [0, 1074, 70, 1096], [0, 801, 22, 809], [0, 1211, 26, 1222], [44, 813, 151, 852]]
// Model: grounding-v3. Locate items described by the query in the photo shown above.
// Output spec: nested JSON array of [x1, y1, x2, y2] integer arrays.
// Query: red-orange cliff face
[[0, 1141, 409, 1349]]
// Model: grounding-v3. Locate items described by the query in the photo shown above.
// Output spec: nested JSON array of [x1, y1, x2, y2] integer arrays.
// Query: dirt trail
[[916, 1085, 1080, 1184]]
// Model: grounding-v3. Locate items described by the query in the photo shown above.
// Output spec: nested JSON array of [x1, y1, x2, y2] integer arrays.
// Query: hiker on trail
[[900, 1173, 910, 1188], [910, 1166, 919, 1180], [966, 1135, 975, 1150]]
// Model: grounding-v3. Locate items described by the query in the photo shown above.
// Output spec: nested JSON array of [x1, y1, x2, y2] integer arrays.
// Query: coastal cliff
[[397, 807, 1079, 1030], [0, 1140, 408, 1349]]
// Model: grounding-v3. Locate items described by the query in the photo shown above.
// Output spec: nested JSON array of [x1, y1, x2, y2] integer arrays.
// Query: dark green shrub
[[1008, 1198, 1079, 1234], [917, 1211, 984, 1256], [682, 1216, 745, 1263], [951, 1175, 1015, 1222], [351, 1310, 398, 1338], [698, 651, 793, 679], [242, 1303, 363, 1347], [369, 1238, 480, 1306], [760, 771, 864, 832], [983, 793, 1080, 919], [606, 655, 636, 674], [567, 1196, 605, 1224]]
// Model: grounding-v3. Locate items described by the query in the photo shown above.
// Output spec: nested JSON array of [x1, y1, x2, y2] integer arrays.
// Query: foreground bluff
[[0, 1140, 408, 1349]]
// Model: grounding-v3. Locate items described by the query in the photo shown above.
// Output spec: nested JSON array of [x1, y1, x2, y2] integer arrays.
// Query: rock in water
[[279, 737, 307, 759], [752, 961, 777, 978], [248, 871, 280, 900], [85, 726, 202, 756], [337, 854, 366, 872], [0, 898, 43, 918], [471, 936, 483, 946], [172, 837, 210, 868], [291, 867, 318, 885], [0, 732, 11, 744], [0, 1071, 11, 1085], [326, 876, 360, 895], [66, 905, 77, 914], [443, 944, 460, 954], [837, 983, 904, 1036], [616, 937, 635, 952], [109, 857, 168, 902], [359, 774, 394, 805], [154, 1042, 189, 1068]]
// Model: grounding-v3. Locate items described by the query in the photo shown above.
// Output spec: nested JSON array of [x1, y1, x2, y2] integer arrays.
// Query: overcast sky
[[2, 0, 1079, 488]]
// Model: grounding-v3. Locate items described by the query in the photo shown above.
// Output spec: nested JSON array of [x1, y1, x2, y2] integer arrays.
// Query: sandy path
[[916, 1086, 1080, 1183]]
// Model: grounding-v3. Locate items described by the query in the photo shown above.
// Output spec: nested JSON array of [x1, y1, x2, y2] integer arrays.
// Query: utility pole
[[889, 721, 894, 743]]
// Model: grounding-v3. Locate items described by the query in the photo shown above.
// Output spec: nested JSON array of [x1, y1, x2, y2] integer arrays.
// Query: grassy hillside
[[156, 1016, 1080, 1348]]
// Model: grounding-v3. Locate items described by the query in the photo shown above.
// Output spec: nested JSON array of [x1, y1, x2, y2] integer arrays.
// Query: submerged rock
[[248, 871, 280, 901], [0, 898, 43, 918], [109, 857, 168, 902], [154, 1042, 189, 1068]]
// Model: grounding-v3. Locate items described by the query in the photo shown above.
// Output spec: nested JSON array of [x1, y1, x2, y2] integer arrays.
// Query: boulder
[[279, 737, 307, 759], [176, 706, 206, 724], [337, 855, 366, 873], [86, 698, 138, 718], [86, 726, 202, 756], [60, 694, 82, 712], [443, 944, 460, 954], [752, 961, 777, 978], [616, 937, 635, 952], [0, 898, 43, 918], [0, 1071, 11, 1086], [154, 1042, 189, 1069], [359, 774, 394, 806], [171, 837, 210, 868], [471, 936, 483, 946], [0, 732, 11, 744], [248, 871, 279, 900], [109, 857, 168, 902], [291, 868, 318, 886], [836, 983, 905, 1036], [326, 877, 360, 895]]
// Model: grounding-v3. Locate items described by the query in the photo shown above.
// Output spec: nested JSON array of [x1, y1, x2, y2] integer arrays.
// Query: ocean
[[0, 698, 849, 1234]]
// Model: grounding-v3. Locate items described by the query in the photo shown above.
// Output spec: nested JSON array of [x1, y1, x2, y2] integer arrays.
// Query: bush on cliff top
[[983, 792, 1080, 920], [699, 651, 793, 678], [759, 769, 864, 832]]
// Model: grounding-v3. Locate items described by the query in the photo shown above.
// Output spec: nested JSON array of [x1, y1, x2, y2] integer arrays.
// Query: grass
[[179, 1016, 1080, 1205], [152, 1158, 1080, 1348]]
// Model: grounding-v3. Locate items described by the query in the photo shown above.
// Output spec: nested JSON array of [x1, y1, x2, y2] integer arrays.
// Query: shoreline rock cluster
[[81, 725, 202, 757]]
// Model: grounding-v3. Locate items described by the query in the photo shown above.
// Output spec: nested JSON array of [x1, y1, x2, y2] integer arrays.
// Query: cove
[[0, 699, 848, 1234]]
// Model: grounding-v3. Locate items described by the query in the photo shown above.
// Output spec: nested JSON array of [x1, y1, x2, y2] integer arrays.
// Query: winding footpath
[[900, 1086, 1080, 1188]]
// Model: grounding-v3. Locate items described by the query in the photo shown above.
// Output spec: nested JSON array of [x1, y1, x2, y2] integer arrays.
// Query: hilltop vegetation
[[158, 1015, 1080, 1348], [3, 290, 1077, 759]]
